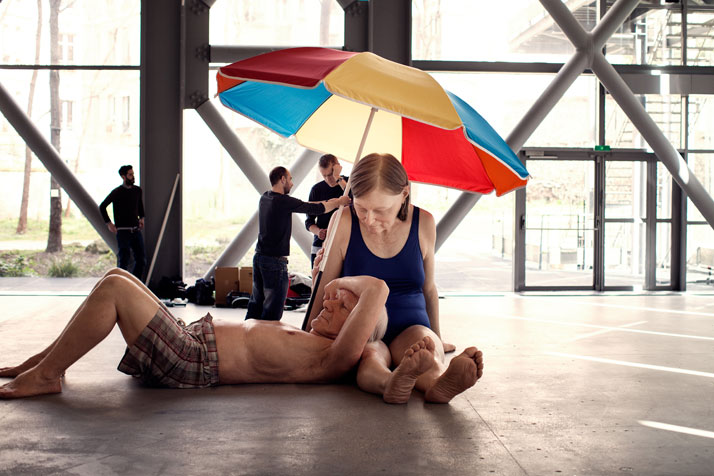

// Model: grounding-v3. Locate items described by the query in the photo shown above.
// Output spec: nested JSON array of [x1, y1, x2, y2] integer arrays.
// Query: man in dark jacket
[[305, 154, 347, 267], [99, 165, 146, 279], [246, 166, 350, 321]]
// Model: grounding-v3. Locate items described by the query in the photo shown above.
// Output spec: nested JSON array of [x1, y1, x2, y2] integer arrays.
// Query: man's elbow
[[323, 352, 361, 380], [369, 278, 389, 301]]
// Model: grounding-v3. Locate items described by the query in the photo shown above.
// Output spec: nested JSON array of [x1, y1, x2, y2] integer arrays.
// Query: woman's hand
[[311, 248, 325, 283]]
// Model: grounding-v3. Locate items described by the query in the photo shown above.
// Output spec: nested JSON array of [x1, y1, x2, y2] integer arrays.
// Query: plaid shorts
[[117, 307, 220, 388]]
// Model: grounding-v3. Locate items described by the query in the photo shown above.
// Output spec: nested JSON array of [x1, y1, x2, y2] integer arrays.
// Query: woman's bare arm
[[419, 209, 456, 352], [305, 208, 352, 332]]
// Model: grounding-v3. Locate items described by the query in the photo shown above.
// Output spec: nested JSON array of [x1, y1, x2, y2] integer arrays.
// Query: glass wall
[[689, 95, 714, 149], [686, 153, 714, 290], [0, 1, 140, 66], [412, 0, 576, 63], [0, 69, 140, 221], [433, 72, 597, 148], [656, 162, 673, 286], [524, 160, 595, 287], [603, 160, 645, 288], [2, 0, 713, 290], [605, 3, 682, 66], [687, 11, 714, 66], [428, 185, 515, 293], [209, 0, 344, 47], [605, 93, 683, 149], [0, 1, 140, 269]]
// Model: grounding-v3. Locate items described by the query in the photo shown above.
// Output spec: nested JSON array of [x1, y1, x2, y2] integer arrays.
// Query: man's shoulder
[[312, 180, 328, 191]]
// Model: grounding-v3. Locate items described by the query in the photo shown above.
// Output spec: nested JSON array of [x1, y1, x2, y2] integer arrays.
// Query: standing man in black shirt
[[246, 166, 350, 321], [305, 154, 347, 267], [99, 165, 146, 280]]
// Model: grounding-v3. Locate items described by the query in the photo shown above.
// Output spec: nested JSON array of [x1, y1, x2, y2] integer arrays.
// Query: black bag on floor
[[154, 276, 187, 300], [187, 277, 215, 306]]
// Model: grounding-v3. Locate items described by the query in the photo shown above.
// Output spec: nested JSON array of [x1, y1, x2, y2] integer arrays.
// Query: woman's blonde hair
[[350, 153, 410, 221]]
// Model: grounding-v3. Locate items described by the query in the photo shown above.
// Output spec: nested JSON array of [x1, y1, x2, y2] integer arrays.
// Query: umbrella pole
[[302, 107, 377, 330]]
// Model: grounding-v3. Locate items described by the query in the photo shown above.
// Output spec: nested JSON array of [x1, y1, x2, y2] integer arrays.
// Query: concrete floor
[[1, 279, 714, 475]]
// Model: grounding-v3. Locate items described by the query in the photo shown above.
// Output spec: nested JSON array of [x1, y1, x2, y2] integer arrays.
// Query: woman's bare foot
[[424, 347, 483, 404], [0, 355, 45, 378], [383, 336, 435, 404], [0, 370, 62, 399]]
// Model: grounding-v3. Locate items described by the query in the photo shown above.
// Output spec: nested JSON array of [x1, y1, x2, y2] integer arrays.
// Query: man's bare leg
[[423, 347, 484, 404], [0, 274, 159, 399], [356, 341, 392, 397], [382, 336, 435, 404], [0, 268, 163, 378]]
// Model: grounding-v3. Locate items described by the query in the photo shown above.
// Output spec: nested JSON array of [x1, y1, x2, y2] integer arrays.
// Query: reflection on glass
[[687, 12, 714, 66], [605, 94, 682, 149], [689, 95, 714, 150], [657, 162, 673, 220], [606, 161, 640, 220], [525, 160, 594, 287], [431, 72, 596, 148], [412, 0, 575, 62], [687, 153, 714, 221], [0, 1, 140, 66], [656, 222, 671, 286], [604, 222, 641, 287], [686, 223, 714, 291], [0, 70, 140, 221], [605, 5, 682, 66], [431, 188, 515, 293], [210, 0, 344, 47]]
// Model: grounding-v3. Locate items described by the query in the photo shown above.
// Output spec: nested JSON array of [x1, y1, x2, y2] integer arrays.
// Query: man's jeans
[[116, 229, 146, 280], [246, 253, 289, 321]]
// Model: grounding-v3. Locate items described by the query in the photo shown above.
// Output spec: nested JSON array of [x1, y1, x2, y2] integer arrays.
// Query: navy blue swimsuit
[[342, 207, 431, 344]]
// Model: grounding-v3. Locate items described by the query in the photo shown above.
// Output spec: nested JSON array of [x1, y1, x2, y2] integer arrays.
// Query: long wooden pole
[[145, 173, 180, 285], [302, 107, 377, 329]]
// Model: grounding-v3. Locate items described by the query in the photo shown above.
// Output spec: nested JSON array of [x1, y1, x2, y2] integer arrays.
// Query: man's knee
[[104, 267, 130, 278], [362, 341, 390, 362], [97, 274, 134, 296]]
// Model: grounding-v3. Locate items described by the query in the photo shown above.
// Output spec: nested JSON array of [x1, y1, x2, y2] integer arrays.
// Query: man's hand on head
[[336, 288, 358, 312], [332, 163, 343, 180]]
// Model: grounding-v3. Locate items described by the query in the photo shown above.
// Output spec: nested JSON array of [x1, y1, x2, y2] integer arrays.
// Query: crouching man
[[0, 268, 388, 399]]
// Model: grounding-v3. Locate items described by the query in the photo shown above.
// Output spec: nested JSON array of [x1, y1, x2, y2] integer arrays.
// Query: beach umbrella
[[217, 47, 529, 196], [216, 47, 529, 327]]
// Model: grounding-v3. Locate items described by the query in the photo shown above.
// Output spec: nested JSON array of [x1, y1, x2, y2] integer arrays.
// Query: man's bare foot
[[424, 347, 483, 404], [383, 337, 435, 404], [0, 370, 62, 399]]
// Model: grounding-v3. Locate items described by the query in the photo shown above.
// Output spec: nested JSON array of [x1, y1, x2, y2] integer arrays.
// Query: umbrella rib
[[324, 88, 463, 132], [217, 71, 323, 90]]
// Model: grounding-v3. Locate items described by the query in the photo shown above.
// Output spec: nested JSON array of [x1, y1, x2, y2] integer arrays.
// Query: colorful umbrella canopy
[[217, 47, 529, 196]]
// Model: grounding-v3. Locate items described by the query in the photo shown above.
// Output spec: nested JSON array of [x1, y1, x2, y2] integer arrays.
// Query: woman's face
[[352, 187, 407, 234]]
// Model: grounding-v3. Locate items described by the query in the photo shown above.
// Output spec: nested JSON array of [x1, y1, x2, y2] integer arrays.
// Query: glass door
[[514, 150, 674, 291], [521, 158, 597, 289]]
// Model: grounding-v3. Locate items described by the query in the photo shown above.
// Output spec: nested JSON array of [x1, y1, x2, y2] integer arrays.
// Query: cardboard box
[[239, 266, 253, 294], [214, 267, 240, 306]]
